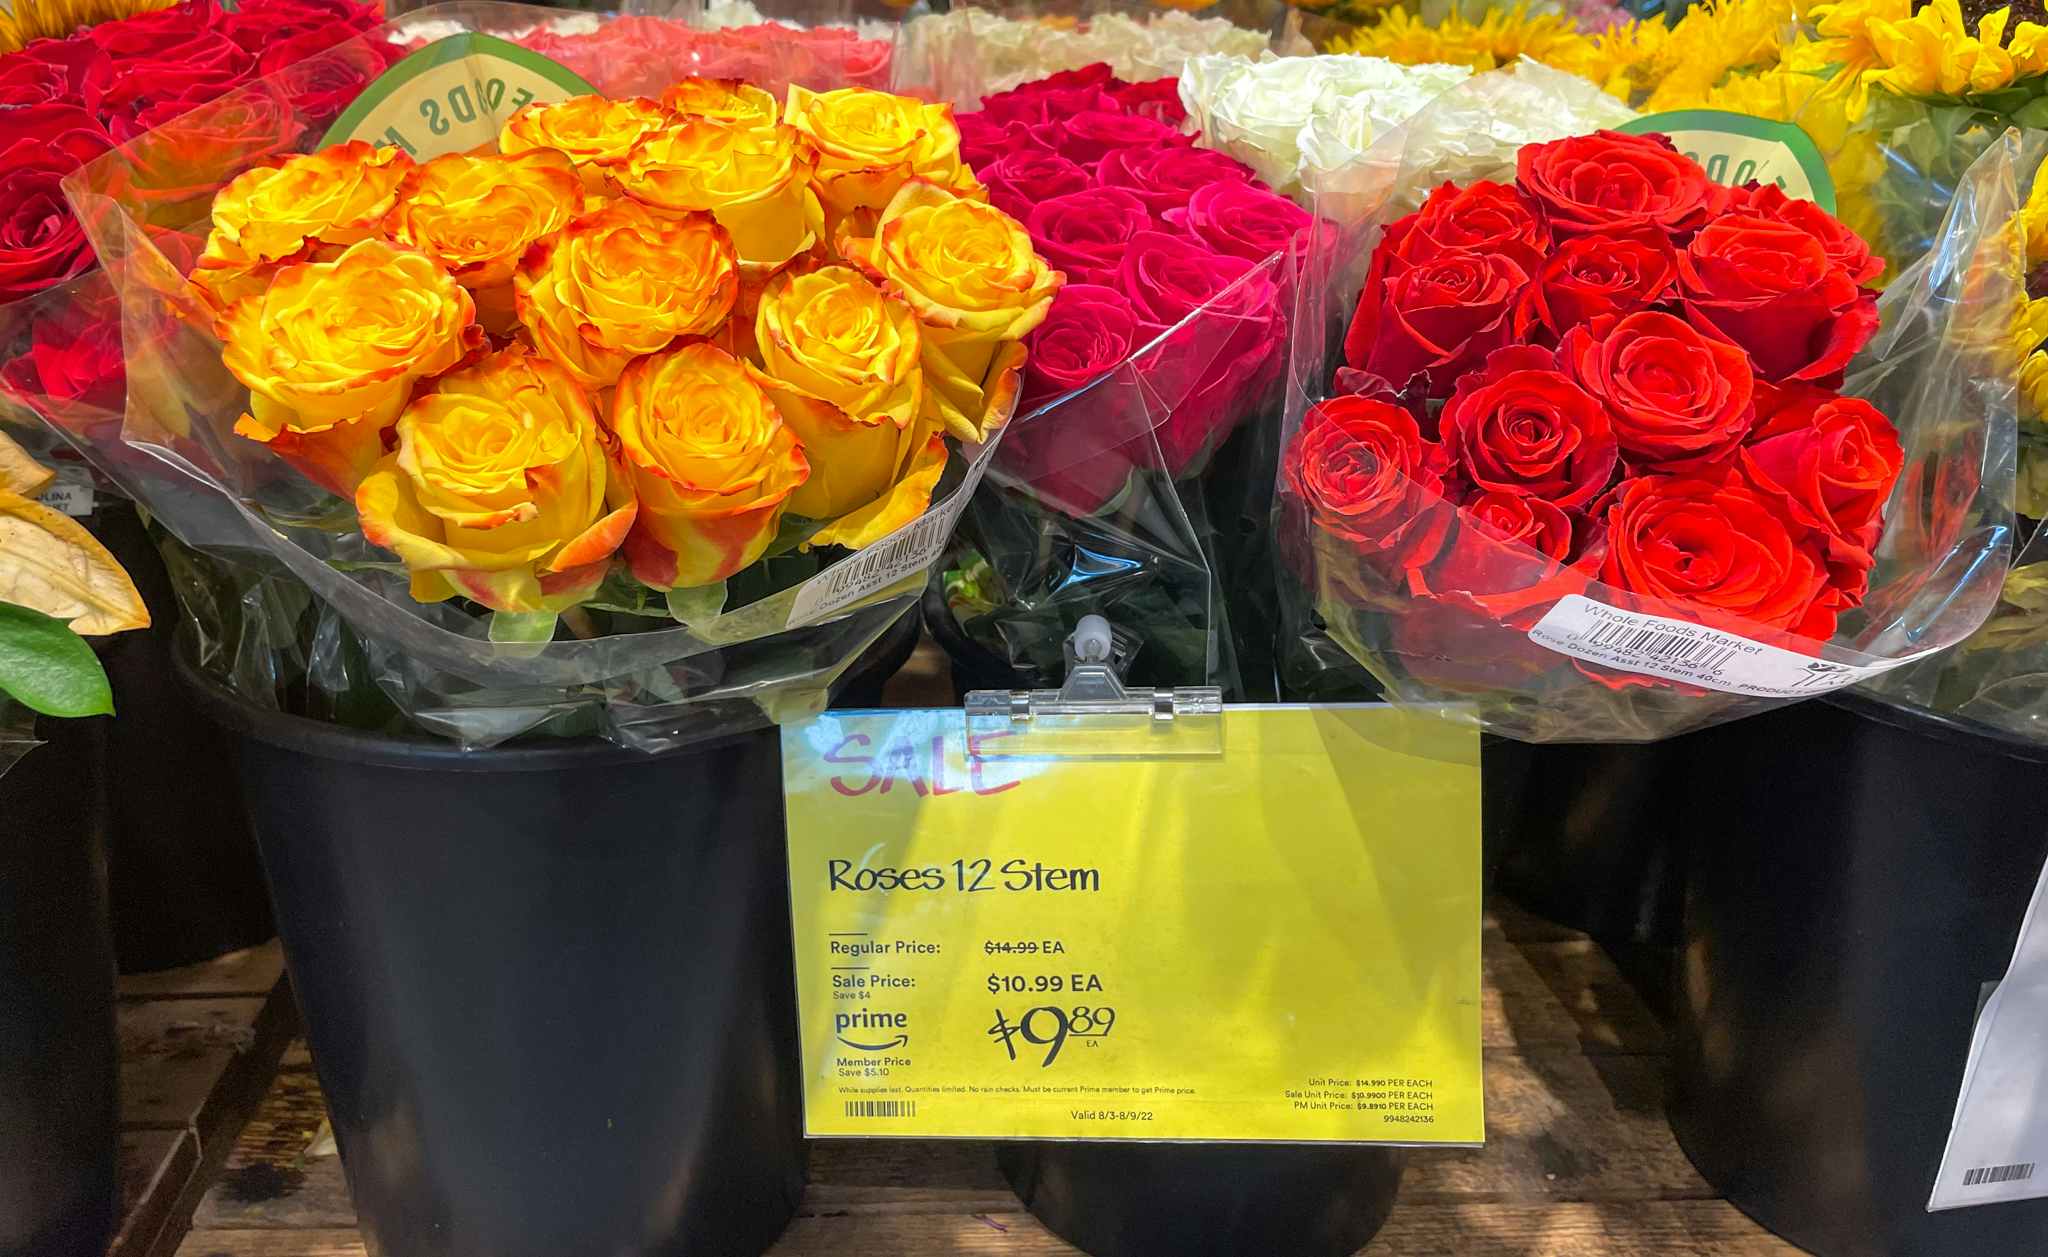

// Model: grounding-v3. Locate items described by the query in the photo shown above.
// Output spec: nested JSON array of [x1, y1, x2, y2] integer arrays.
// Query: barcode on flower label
[[844, 1099, 916, 1119], [1526, 594, 1916, 699], [785, 440, 996, 629], [1964, 1163, 2035, 1187]]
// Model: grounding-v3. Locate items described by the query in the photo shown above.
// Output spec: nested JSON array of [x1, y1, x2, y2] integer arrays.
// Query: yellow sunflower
[[1326, 5, 1605, 78], [1791, 0, 2048, 117], [0, 0, 176, 53]]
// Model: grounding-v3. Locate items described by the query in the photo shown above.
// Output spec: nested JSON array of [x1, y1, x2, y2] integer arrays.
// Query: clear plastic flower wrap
[[900, 0, 1287, 108], [26, 0, 1041, 752], [1275, 120, 2030, 742]]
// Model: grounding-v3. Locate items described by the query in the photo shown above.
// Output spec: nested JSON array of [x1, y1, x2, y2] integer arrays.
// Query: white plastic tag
[[38, 464, 96, 518], [1931, 857, 2048, 1211], [783, 439, 998, 631], [1527, 594, 1919, 698]]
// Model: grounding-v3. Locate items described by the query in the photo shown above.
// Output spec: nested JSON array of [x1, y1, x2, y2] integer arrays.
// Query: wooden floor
[[144, 902, 1803, 1257]]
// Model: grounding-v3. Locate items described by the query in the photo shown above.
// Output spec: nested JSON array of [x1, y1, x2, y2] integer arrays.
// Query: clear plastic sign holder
[[962, 615, 1224, 760]]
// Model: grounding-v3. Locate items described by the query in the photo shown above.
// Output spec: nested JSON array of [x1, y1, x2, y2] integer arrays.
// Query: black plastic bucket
[[1488, 739, 1687, 1014], [1670, 692, 2048, 1256], [0, 730, 119, 1257], [830, 604, 922, 709], [177, 654, 804, 1257], [997, 1141, 1406, 1257]]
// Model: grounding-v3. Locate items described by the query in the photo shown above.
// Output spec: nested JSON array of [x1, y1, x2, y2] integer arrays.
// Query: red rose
[[0, 303, 124, 415], [981, 149, 1091, 223], [261, 31, 390, 124], [1164, 179, 1312, 263], [1120, 231, 1283, 473], [116, 81, 306, 224], [87, 0, 225, 52], [100, 31, 255, 140], [1440, 345, 1617, 508], [1004, 283, 1147, 514], [1394, 180, 1550, 273], [1283, 391, 1451, 567], [1108, 77, 1186, 126], [1741, 390, 1901, 559], [1724, 182, 1883, 286], [1094, 141, 1251, 217], [956, 113, 1051, 171], [0, 106, 114, 303], [1027, 187, 1155, 286], [1562, 310, 1755, 467], [1599, 466, 1844, 639], [224, 0, 382, 54], [1416, 490, 1595, 627], [1516, 130, 1718, 238], [1678, 213, 1880, 384], [8, 37, 113, 111], [0, 56, 69, 106], [1054, 108, 1188, 165], [1515, 229, 1677, 341], [1344, 244, 1528, 401]]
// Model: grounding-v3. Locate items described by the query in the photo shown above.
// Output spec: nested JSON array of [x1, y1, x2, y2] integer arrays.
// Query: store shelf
[[112, 940, 294, 1257], [165, 912, 1801, 1256]]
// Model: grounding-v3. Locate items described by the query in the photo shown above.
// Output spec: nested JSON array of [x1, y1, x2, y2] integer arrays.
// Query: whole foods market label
[[1932, 856, 2048, 1211], [1617, 110, 1836, 213], [783, 438, 998, 630], [782, 705, 1484, 1143], [38, 463, 95, 517], [1527, 594, 1923, 697], [319, 33, 596, 159]]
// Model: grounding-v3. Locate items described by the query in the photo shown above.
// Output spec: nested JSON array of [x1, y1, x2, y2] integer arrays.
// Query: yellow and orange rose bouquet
[[185, 79, 1061, 619]]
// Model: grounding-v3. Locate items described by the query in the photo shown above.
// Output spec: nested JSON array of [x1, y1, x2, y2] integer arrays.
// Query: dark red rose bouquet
[[0, 0, 388, 439], [1280, 129, 2020, 738]]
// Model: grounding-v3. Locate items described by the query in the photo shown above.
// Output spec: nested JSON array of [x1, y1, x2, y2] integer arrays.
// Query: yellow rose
[[616, 118, 824, 272], [191, 142, 413, 312], [661, 77, 781, 134], [514, 198, 739, 390], [782, 85, 981, 220], [384, 148, 582, 333], [355, 346, 636, 613], [218, 238, 480, 497], [747, 265, 946, 549], [499, 94, 674, 190], [611, 342, 809, 589], [842, 180, 1060, 442]]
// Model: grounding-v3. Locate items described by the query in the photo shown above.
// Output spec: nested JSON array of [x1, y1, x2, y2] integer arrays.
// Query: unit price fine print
[[1286, 1075, 1440, 1125]]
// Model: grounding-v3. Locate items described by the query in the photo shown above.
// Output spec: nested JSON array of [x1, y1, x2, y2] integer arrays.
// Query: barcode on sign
[[844, 1099, 917, 1119], [1964, 1163, 2035, 1187], [1583, 621, 1738, 672]]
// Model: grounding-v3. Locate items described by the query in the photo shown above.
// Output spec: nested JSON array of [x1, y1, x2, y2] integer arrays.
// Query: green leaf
[[0, 601, 112, 718], [488, 611, 559, 644], [665, 582, 728, 629]]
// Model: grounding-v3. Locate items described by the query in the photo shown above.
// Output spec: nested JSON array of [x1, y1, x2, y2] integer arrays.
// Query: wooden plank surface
[[171, 914, 1799, 1257], [111, 941, 291, 1257]]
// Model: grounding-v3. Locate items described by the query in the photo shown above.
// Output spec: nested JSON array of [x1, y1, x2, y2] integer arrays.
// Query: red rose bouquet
[[934, 61, 1313, 695], [1280, 128, 2025, 740], [0, 0, 389, 448]]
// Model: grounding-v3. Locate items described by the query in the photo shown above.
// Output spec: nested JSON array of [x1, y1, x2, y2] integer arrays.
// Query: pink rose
[[1027, 187, 1155, 285], [1054, 109, 1188, 165], [1004, 283, 1149, 514], [1095, 141, 1252, 216], [1165, 179, 1312, 263], [980, 149, 1091, 223]]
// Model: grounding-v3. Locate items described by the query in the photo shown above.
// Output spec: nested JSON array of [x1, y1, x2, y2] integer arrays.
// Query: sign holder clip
[[963, 615, 1223, 759]]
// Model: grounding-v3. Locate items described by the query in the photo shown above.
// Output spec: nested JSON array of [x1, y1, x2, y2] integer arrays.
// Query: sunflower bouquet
[[48, 3, 1063, 748]]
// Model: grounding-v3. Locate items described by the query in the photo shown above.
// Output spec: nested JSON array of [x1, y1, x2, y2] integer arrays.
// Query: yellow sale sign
[[781, 705, 1485, 1144]]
